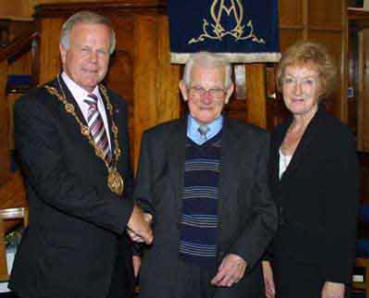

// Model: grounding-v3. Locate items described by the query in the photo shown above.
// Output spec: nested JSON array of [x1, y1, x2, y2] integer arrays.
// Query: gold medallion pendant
[[107, 169, 124, 195]]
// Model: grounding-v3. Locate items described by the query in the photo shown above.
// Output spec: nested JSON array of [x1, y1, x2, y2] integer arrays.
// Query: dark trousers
[[272, 257, 351, 298], [175, 259, 216, 298], [107, 242, 135, 298]]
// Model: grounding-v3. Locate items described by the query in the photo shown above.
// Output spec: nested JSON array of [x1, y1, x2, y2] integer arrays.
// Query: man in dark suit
[[134, 52, 277, 298], [9, 11, 152, 298]]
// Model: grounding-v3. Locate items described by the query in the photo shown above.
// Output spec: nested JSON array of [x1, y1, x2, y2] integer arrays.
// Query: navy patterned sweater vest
[[179, 131, 222, 267]]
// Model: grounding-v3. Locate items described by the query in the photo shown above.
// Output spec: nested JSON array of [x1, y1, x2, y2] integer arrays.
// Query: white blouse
[[279, 149, 293, 179]]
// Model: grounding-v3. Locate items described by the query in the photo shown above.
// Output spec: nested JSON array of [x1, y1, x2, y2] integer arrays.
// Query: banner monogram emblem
[[168, 0, 280, 63], [189, 0, 265, 45]]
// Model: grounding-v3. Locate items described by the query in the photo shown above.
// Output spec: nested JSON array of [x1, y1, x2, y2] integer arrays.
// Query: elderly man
[[135, 52, 277, 298], [9, 11, 152, 298]]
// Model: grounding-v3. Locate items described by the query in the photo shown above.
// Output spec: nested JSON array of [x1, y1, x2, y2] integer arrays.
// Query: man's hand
[[144, 213, 153, 224], [132, 255, 142, 278], [321, 281, 345, 298], [211, 253, 247, 287], [262, 261, 275, 298], [127, 204, 153, 245], [127, 212, 153, 243]]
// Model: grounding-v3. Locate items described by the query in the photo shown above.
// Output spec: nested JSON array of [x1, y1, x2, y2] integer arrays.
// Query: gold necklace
[[44, 76, 125, 196]]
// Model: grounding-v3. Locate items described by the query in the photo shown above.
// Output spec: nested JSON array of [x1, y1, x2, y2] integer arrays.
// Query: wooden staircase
[[0, 18, 38, 227]]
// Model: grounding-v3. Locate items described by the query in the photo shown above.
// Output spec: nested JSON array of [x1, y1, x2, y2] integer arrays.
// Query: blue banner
[[168, 0, 280, 63]]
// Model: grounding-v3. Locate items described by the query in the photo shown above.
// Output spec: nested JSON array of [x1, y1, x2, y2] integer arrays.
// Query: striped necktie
[[198, 124, 210, 141], [84, 94, 112, 163]]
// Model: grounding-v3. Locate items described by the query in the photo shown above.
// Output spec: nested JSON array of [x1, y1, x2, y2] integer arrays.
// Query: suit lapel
[[218, 117, 242, 216], [270, 118, 290, 186], [280, 108, 323, 184], [167, 118, 187, 216], [100, 87, 116, 155]]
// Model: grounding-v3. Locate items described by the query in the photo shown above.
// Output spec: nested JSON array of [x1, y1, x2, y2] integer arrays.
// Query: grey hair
[[60, 11, 116, 54], [182, 52, 232, 88]]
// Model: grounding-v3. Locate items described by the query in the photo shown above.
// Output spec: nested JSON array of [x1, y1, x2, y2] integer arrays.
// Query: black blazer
[[269, 107, 359, 283], [9, 77, 135, 298], [135, 116, 277, 298]]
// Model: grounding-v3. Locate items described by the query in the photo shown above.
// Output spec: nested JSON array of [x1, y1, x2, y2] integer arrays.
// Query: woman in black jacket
[[262, 41, 359, 298]]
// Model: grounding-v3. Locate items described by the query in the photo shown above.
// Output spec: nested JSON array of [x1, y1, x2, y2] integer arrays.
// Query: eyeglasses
[[188, 86, 226, 98]]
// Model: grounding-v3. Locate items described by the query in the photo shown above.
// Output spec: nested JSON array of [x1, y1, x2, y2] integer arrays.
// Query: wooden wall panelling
[[0, 172, 26, 209], [133, 13, 180, 169], [274, 0, 305, 127], [105, 14, 135, 159], [8, 20, 35, 43], [278, 0, 347, 123], [347, 18, 359, 136], [308, 0, 343, 29], [265, 65, 289, 131], [0, 60, 10, 184], [156, 16, 180, 124], [7, 50, 34, 149], [245, 64, 267, 128], [308, 0, 347, 121], [133, 14, 160, 168], [0, 0, 33, 19], [106, 49, 135, 159], [279, 0, 304, 49], [357, 29, 369, 151], [106, 49, 133, 110], [0, 218, 7, 281], [0, 20, 37, 216], [307, 31, 346, 117], [35, 1, 166, 86], [223, 65, 247, 121], [279, 29, 304, 52], [8, 51, 33, 75], [7, 94, 17, 152], [347, 9, 369, 152], [106, 14, 134, 102], [0, 20, 35, 185], [279, 0, 303, 27], [38, 17, 63, 84]]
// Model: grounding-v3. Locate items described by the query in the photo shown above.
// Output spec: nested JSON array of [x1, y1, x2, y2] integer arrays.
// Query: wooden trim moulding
[[278, 25, 305, 30], [307, 26, 343, 32], [348, 7, 369, 20], [34, 1, 167, 18]]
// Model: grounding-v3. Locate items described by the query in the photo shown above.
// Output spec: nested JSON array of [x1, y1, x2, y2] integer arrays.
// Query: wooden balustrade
[[0, 22, 37, 212]]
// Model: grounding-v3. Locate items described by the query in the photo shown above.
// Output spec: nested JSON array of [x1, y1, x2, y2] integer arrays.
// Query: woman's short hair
[[60, 11, 116, 54], [276, 41, 337, 99], [182, 52, 233, 89]]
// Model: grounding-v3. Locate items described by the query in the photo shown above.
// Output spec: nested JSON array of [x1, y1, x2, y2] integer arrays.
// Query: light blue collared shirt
[[187, 114, 223, 145]]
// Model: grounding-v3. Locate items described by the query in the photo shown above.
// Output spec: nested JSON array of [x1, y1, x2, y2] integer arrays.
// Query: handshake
[[126, 204, 153, 244]]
